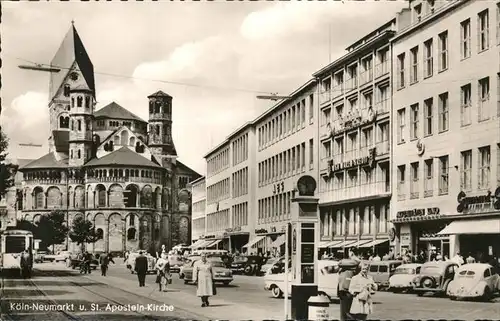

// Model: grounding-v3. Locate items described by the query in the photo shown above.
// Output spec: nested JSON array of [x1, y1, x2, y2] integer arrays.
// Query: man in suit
[[135, 251, 148, 287], [338, 259, 358, 321]]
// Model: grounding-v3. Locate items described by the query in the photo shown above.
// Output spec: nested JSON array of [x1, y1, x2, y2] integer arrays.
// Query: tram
[[0, 229, 34, 277]]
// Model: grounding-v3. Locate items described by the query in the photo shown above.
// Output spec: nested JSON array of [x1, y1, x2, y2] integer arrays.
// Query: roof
[[20, 152, 68, 170], [176, 160, 202, 178], [52, 130, 69, 152], [94, 102, 146, 123], [84, 147, 161, 168], [203, 122, 253, 159], [148, 90, 172, 98], [397, 263, 422, 268], [50, 24, 95, 101], [189, 176, 205, 185]]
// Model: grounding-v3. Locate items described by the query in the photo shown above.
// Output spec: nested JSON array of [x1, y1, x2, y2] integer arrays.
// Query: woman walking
[[155, 253, 171, 292], [349, 263, 377, 321], [193, 253, 216, 307]]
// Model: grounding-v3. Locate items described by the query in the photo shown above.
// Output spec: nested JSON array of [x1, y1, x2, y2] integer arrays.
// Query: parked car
[[259, 257, 284, 276], [447, 263, 500, 301], [53, 251, 72, 263], [412, 261, 459, 296], [69, 254, 99, 270], [264, 260, 339, 300], [34, 251, 48, 263], [231, 255, 265, 275], [389, 263, 421, 292], [168, 254, 185, 273], [126, 252, 156, 274], [367, 260, 403, 290], [179, 256, 233, 285]]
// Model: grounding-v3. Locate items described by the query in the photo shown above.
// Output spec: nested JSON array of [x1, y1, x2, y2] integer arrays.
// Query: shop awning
[[330, 240, 357, 248], [242, 235, 266, 249], [189, 239, 205, 249], [270, 235, 286, 248], [319, 241, 332, 248], [205, 239, 223, 248], [347, 239, 372, 248], [438, 219, 500, 235], [194, 240, 214, 249], [359, 239, 388, 248], [326, 240, 344, 248]]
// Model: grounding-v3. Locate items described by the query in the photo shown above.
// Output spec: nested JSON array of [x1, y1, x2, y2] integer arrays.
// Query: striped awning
[[326, 240, 344, 248], [242, 235, 266, 249], [347, 239, 372, 248], [205, 239, 223, 248], [189, 239, 205, 249], [330, 240, 357, 248], [438, 218, 500, 235], [193, 240, 214, 249], [270, 235, 286, 248], [359, 239, 388, 248]]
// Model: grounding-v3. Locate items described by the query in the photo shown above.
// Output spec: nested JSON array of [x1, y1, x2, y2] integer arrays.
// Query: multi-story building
[[203, 123, 255, 252], [12, 24, 201, 253], [391, 0, 500, 260], [251, 79, 318, 254], [189, 176, 206, 242], [315, 19, 396, 257]]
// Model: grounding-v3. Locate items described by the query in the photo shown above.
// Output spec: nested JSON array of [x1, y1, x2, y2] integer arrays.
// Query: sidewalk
[[82, 271, 284, 320]]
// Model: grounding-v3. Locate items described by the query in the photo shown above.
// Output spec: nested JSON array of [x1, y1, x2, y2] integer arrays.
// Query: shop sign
[[457, 187, 500, 214], [331, 107, 377, 136], [225, 226, 242, 233], [273, 182, 285, 194], [396, 207, 440, 219], [328, 148, 376, 173], [400, 233, 410, 246], [204, 235, 216, 239]]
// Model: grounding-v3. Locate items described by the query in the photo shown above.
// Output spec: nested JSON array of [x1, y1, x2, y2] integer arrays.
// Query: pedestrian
[[20, 250, 29, 278], [155, 253, 171, 292], [338, 259, 358, 321], [84, 252, 92, 274], [100, 253, 115, 276], [193, 253, 216, 307], [466, 253, 476, 264], [349, 263, 377, 321], [135, 251, 148, 287]]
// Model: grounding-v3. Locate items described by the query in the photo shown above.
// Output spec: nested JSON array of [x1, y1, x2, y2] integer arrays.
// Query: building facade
[[391, 0, 500, 260], [315, 20, 396, 257], [189, 176, 206, 242], [12, 24, 201, 253]]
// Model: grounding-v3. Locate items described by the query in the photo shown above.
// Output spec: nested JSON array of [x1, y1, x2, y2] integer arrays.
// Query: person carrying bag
[[349, 263, 377, 321], [155, 253, 171, 292]]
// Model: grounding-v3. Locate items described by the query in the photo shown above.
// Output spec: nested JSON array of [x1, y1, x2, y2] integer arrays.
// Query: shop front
[[192, 233, 230, 251], [225, 226, 249, 254], [243, 225, 287, 255]]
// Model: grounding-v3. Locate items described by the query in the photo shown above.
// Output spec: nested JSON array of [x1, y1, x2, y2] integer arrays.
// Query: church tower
[[68, 85, 94, 166], [147, 90, 177, 164]]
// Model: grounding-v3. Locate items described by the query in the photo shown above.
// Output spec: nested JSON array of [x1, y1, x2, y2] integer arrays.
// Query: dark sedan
[[231, 255, 264, 276]]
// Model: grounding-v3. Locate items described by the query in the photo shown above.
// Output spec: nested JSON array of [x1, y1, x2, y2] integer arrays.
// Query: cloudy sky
[[2, 1, 404, 174]]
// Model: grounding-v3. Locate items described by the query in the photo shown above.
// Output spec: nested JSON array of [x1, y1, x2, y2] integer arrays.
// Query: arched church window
[[59, 116, 65, 128], [71, 98, 75, 108], [64, 85, 70, 97], [86, 120, 90, 130], [85, 96, 90, 109], [64, 117, 70, 128], [77, 96, 83, 107], [77, 150, 81, 159], [154, 101, 161, 113], [127, 228, 136, 240], [77, 120, 81, 131], [155, 125, 160, 136], [70, 150, 73, 159], [149, 101, 154, 114], [96, 228, 104, 240]]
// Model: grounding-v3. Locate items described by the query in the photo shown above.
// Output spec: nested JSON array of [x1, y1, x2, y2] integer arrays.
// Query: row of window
[[320, 203, 390, 238], [96, 120, 135, 129], [206, 178, 230, 204], [192, 217, 206, 234], [397, 144, 499, 200], [232, 167, 248, 198], [232, 202, 249, 228], [320, 162, 390, 194], [257, 94, 314, 150], [257, 191, 292, 224], [148, 100, 171, 115], [192, 200, 206, 214], [257, 140, 313, 187], [149, 124, 172, 142], [191, 182, 206, 198], [207, 147, 230, 177], [232, 133, 249, 166], [206, 209, 230, 233], [411, 0, 437, 24], [70, 95, 92, 110]]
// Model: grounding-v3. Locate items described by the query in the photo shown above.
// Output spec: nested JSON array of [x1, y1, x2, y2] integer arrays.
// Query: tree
[[38, 210, 69, 252], [0, 129, 17, 202], [15, 219, 39, 235], [69, 216, 99, 252]]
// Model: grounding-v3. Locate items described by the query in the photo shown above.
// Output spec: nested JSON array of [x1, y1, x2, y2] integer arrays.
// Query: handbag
[[357, 288, 369, 302]]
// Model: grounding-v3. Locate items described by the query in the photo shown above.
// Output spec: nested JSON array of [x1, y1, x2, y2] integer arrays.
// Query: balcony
[[375, 140, 390, 156], [375, 99, 389, 115], [320, 90, 331, 105], [344, 77, 358, 93], [359, 69, 373, 86], [374, 62, 389, 79], [86, 176, 162, 185]]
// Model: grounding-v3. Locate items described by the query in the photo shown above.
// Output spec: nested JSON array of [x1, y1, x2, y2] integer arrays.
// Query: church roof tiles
[[94, 102, 146, 123], [84, 147, 161, 168], [148, 90, 172, 98], [21, 152, 68, 170]]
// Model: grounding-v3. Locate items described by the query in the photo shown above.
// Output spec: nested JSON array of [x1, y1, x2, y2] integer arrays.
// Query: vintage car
[[367, 260, 403, 290], [259, 257, 284, 276], [179, 256, 233, 285], [264, 260, 339, 300], [447, 263, 500, 301], [34, 251, 48, 263], [412, 261, 459, 296], [231, 255, 265, 275], [168, 254, 185, 273], [69, 254, 99, 270], [126, 252, 156, 274], [389, 263, 421, 292], [52, 251, 72, 263]]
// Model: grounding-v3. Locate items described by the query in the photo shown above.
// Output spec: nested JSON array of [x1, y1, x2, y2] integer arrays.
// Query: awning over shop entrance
[[319, 241, 332, 248], [326, 240, 344, 248], [330, 240, 356, 248], [359, 239, 388, 248], [270, 234, 286, 248], [348, 239, 372, 248], [242, 235, 266, 249], [205, 239, 223, 248], [194, 240, 214, 249], [438, 219, 500, 235], [189, 239, 205, 249]]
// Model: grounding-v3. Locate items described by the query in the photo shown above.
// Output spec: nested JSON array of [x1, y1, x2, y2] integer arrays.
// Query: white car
[[54, 251, 72, 263], [264, 260, 339, 300], [447, 263, 500, 301], [389, 263, 421, 292]]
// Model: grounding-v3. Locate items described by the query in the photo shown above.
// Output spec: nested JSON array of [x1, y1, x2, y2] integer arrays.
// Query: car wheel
[[184, 280, 189, 284], [131, 270, 134, 274], [223, 281, 230, 286], [482, 287, 492, 302], [244, 265, 253, 276], [420, 276, 435, 289], [417, 292, 424, 297], [449, 296, 457, 301], [271, 286, 283, 298]]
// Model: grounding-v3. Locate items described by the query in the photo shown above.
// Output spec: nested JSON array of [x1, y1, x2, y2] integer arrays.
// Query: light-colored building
[[189, 176, 206, 242], [203, 123, 256, 252], [391, 0, 500, 260], [251, 79, 318, 255], [315, 19, 396, 258]]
